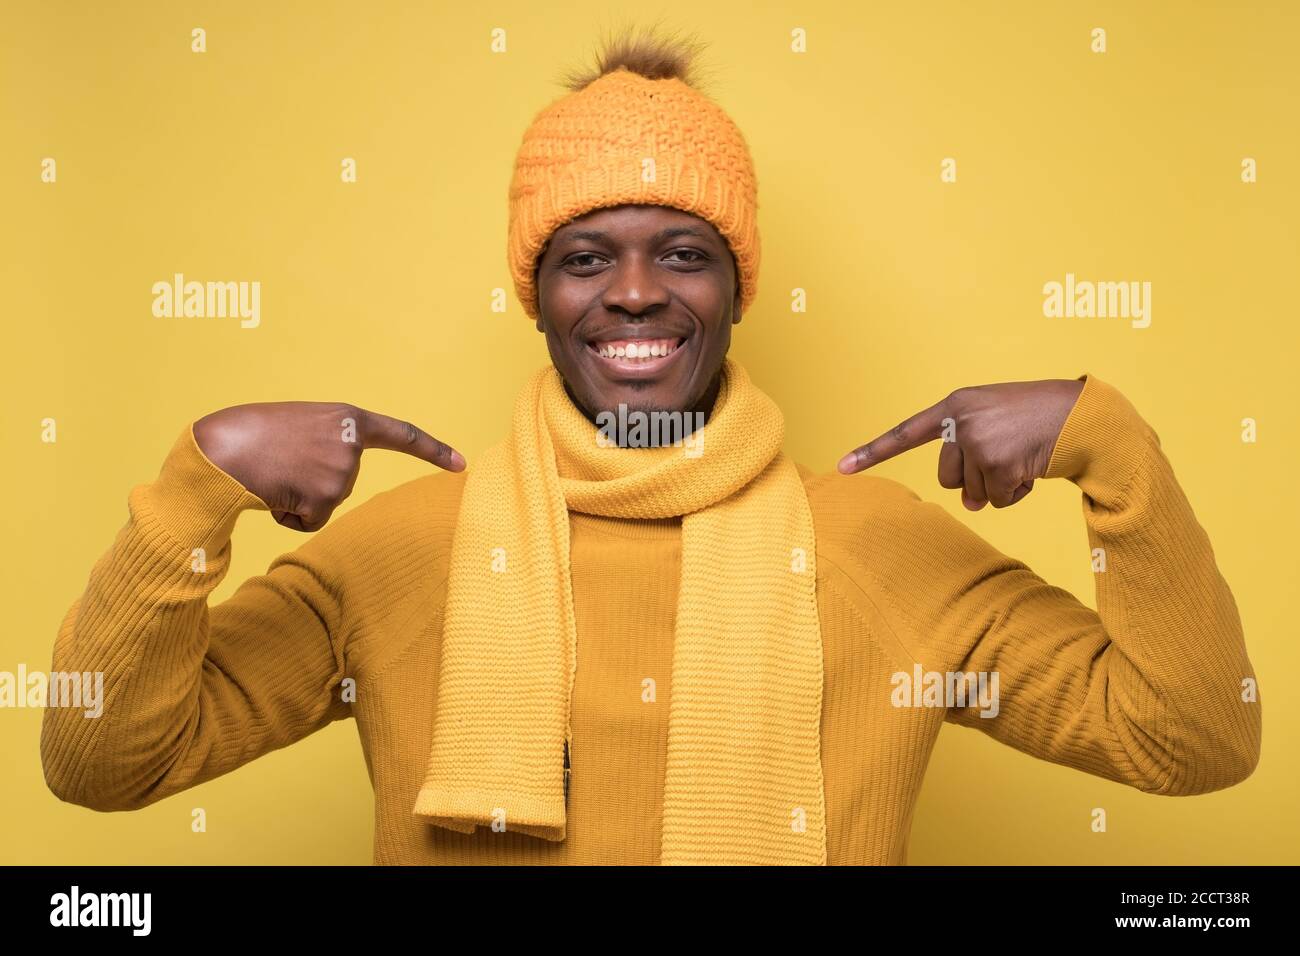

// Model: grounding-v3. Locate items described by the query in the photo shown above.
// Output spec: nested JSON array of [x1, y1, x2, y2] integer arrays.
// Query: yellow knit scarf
[[412, 357, 827, 865]]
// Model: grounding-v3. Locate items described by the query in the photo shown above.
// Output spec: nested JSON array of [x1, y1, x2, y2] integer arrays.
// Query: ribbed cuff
[[135, 423, 270, 550], [1043, 373, 1159, 501]]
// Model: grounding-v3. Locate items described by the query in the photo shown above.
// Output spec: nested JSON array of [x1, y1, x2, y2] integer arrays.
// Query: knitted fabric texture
[[411, 356, 827, 864], [42, 373, 1263, 863], [506, 67, 761, 322]]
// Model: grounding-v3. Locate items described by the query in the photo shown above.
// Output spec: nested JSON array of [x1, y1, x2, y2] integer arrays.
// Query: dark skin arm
[[837, 379, 1086, 510], [193, 403, 466, 531]]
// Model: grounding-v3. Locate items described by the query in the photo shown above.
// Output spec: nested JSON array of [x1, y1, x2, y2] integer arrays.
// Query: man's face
[[534, 204, 741, 421]]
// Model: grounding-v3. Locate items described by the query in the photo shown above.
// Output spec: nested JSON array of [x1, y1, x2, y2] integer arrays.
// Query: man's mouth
[[584, 336, 687, 375]]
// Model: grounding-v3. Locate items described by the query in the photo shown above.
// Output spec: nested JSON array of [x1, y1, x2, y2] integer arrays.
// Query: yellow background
[[2, 0, 1296, 865]]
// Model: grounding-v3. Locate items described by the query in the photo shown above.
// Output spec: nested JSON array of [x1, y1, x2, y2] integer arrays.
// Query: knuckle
[[320, 472, 350, 500], [946, 387, 976, 414], [964, 441, 992, 467]]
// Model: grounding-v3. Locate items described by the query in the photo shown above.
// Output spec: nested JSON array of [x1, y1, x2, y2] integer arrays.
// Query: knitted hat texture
[[506, 67, 760, 320]]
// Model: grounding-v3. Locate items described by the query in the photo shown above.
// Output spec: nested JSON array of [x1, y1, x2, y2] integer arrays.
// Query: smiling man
[[535, 204, 737, 429], [41, 33, 1261, 865]]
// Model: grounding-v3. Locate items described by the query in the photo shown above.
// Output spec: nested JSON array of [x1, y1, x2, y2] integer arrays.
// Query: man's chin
[[590, 388, 692, 418], [562, 374, 695, 421]]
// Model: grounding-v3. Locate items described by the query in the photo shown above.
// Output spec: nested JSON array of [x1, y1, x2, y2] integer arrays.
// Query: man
[[42, 34, 1260, 865]]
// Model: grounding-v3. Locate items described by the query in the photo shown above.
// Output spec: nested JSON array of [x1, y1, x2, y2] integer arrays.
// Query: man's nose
[[601, 254, 670, 315]]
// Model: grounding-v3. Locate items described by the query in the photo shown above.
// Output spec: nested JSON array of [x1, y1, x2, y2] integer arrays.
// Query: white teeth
[[592, 338, 682, 362]]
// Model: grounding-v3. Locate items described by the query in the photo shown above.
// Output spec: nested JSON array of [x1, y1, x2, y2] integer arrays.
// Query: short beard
[[560, 372, 717, 448]]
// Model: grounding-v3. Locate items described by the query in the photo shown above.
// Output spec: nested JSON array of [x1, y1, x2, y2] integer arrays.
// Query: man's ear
[[732, 280, 743, 325]]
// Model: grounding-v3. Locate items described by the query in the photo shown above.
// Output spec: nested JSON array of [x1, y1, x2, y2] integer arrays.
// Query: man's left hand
[[837, 378, 1087, 511]]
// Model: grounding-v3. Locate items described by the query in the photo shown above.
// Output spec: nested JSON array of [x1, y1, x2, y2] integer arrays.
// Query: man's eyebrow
[[552, 226, 712, 245], [651, 226, 708, 243], [557, 229, 609, 243]]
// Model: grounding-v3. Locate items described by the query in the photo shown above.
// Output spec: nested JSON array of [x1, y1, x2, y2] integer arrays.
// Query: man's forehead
[[552, 204, 720, 240]]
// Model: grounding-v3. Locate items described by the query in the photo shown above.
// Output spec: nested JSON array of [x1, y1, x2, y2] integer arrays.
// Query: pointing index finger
[[357, 408, 466, 472], [838, 397, 951, 475]]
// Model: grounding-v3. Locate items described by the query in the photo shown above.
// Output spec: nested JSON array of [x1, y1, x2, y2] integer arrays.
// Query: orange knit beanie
[[506, 53, 760, 321]]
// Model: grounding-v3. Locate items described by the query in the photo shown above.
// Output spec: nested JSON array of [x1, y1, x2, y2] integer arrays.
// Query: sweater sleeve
[[40, 424, 355, 811], [862, 373, 1261, 796]]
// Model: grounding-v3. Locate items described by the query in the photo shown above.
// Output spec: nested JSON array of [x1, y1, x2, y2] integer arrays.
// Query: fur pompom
[[561, 25, 708, 91]]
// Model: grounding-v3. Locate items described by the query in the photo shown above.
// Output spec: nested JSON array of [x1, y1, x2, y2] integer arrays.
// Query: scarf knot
[[545, 359, 784, 519]]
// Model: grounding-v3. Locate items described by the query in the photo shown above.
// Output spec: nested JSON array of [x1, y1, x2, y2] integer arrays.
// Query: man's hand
[[193, 402, 466, 532], [836, 379, 1086, 511]]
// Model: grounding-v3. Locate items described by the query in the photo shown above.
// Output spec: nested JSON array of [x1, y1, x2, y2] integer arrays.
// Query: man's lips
[[584, 335, 687, 378]]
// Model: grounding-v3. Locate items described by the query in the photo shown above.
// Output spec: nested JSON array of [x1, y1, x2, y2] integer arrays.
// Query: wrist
[[1043, 373, 1158, 499], [134, 423, 270, 551]]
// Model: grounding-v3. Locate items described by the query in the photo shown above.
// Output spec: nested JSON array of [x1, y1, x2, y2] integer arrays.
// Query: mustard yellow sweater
[[40, 374, 1261, 864]]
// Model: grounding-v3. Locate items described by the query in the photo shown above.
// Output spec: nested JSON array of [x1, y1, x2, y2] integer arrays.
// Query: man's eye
[[565, 253, 605, 269], [664, 249, 706, 264]]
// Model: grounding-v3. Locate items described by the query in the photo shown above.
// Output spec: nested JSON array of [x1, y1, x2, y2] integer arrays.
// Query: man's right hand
[[192, 402, 466, 532]]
